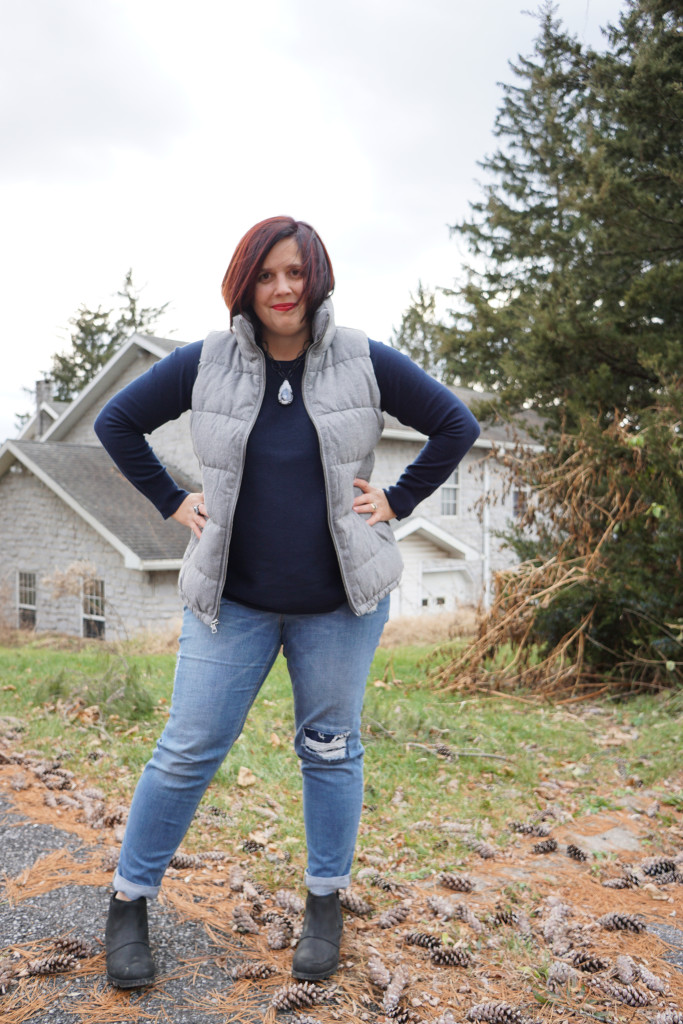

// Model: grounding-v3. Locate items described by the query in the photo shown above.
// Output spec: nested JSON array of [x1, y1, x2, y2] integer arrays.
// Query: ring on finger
[[371, 502, 377, 511], [192, 504, 201, 515]]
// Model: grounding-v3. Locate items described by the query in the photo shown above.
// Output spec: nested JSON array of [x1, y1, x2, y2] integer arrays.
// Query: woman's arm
[[94, 341, 203, 519], [367, 341, 481, 520]]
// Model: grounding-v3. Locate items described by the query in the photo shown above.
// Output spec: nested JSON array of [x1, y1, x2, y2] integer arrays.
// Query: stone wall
[[0, 466, 183, 640]]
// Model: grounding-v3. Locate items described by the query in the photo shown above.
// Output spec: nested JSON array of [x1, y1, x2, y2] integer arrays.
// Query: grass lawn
[[1, 638, 681, 878]]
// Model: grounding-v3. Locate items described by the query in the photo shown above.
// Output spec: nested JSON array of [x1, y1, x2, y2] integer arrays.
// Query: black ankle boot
[[105, 894, 155, 988], [291, 891, 343, 980]]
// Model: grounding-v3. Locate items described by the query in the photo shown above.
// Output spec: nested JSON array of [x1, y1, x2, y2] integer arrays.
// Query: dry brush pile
[[436, 390, 683, 700]]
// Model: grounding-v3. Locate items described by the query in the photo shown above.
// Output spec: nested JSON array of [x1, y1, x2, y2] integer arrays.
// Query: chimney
[[35, 378, 54, 438]]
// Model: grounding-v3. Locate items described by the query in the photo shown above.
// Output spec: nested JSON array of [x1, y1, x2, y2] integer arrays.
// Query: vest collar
[[231, 298, 336, 361]]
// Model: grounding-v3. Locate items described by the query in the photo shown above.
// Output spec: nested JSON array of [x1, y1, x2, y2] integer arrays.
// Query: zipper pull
[[210, 618, 219, 634]]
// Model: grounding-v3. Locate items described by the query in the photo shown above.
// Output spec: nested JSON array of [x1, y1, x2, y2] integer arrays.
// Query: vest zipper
[[208, 345, 267, 631], [300, 348, 357, 615]]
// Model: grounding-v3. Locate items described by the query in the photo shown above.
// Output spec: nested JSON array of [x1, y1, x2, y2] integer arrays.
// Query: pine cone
[[169, 852, 203, 869], [426, 895, 456, 920], [386, 1010, 422, 1023], [271, 981, 326, 1011], [508, 820, 537, 835], [275, 889, 305, 915], [466, 1001, 527, 1023], [532, 838, 558, 855], [509, 820, 551, 837], [489, 909, 517, 928], [570, 950, 610, 973], [653, 870, 683, 886], [589, 977, 653, 1006], [26, 954, 76, 976], [602, 876, 633, 889], [229, 960, 277, 979], [368, 955, 391, 989], [382, 964, 410, 1014], [437, 871, 474, 893], [463, 836, 496, 859], [338, 888, 372, 915], [377, 901, 411, 928], [431, 946, 472, 967], [232, 904, 260, 934], [614, 954, 637, 984], [546, 960, 579, 991], [228, 864, 245, 891], [637, 962, 668, 994], [598, 912, 646, 933], [242, 838, 265, 853], [566, 844, 588, 862], [641, 857, 676, 876], [404, 931, 441, 950], [652, 1012, 683, 1024], [266, 917, 294, 949], [369, 872, 401, 892], [54, 937, 92, 959], [436, 743, 455, 761], [454, 902, 486, 934], [623, 867, 645, 886]]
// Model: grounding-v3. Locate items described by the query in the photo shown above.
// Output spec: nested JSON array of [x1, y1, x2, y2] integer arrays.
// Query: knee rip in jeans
[[302, 727, 350, 762]]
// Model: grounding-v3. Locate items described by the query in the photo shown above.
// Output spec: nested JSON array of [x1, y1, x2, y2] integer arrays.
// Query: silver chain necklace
[[262, 342, 309, 405]]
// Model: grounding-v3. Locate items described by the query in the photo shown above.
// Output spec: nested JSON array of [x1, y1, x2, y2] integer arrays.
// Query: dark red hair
[[221, 216, 335, 325]]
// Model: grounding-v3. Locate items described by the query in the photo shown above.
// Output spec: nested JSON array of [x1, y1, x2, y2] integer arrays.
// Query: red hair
[[221, 216, 335, 326]]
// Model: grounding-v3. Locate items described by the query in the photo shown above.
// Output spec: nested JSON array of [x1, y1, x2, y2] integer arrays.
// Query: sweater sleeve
[[93, 341, 203, 518], [368, 341, 480, 520]]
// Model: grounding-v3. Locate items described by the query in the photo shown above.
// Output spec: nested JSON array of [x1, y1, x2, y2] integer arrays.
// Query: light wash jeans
[[114, 595, 390, 900]]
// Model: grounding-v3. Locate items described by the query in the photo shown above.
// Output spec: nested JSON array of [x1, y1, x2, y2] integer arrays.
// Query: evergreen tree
[[50, 270, 169, 401], [432, 0, 683, 691], [391, 282, 449, 379], [413, 0, 683, 429]]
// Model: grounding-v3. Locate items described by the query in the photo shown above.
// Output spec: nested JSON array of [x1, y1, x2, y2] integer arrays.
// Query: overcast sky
[[1, 0, 625, 440]]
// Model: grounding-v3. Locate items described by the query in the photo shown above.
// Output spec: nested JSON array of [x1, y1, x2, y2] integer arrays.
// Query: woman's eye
[[258, 272, 270, 282]]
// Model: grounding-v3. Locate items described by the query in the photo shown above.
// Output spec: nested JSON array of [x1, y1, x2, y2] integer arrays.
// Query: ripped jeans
[[113, 595, 390, 900]]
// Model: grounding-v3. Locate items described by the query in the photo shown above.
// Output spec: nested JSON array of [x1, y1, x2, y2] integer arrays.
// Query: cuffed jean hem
[[113, 871, 161, 901], [305, 871, 350, 896]]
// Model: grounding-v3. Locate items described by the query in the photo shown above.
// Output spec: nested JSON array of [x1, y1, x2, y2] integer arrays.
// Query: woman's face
[[252, 237, 308, 348]]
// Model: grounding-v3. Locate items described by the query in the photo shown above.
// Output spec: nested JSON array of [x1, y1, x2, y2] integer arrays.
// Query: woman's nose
[[274, 273, 291, 294]]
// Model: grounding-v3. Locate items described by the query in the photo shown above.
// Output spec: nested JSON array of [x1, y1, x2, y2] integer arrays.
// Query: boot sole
[[107, 972, 155, 989], [292, 963, 338, 981]]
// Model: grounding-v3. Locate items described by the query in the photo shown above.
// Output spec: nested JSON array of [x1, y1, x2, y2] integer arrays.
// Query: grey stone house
[[0, 334, 534, 640]]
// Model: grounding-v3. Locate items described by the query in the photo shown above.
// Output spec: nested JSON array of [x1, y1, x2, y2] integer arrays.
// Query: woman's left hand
[[353, 478, 396, 526]]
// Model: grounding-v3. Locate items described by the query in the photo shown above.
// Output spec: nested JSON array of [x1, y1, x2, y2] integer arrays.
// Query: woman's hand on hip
[[353, 478, 396, 526], [172, 493, 208, 540]]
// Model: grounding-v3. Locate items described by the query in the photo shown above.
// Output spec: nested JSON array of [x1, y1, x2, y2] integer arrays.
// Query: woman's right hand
[[172, 493, 208, 540]]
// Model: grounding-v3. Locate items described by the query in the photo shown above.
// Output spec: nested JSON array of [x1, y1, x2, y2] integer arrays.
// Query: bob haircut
[[221, 216, 335, 326]]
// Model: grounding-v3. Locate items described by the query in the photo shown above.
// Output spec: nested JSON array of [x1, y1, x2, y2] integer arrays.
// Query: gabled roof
[[393, 516, 481, 561], [0, 440, 189, 570], [42, 333, 186, 443], [17, 399, 71, 441]]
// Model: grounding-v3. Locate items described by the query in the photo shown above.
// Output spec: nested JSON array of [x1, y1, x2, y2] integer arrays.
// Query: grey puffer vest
[[178, 299, 403, 628]]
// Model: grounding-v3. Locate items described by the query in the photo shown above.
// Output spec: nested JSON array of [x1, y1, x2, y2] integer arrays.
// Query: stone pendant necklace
[[263, 342, 309, 406]]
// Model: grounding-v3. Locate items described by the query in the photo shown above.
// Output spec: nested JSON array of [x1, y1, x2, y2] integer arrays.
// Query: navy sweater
[[95, 339, 480, 614]]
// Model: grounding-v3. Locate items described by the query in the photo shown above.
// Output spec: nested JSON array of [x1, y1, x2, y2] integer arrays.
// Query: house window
[[83, 579, 105, 639], [441, 467, 459, 516], [513, 488, 529, 519], [18, 572, 36, 629]]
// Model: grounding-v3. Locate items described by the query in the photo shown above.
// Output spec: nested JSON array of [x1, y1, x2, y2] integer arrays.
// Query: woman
[[94, 216, 480, 989]]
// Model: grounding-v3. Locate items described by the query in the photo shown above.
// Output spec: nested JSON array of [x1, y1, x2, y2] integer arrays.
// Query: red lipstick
[[272, 303, 296, 311]]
